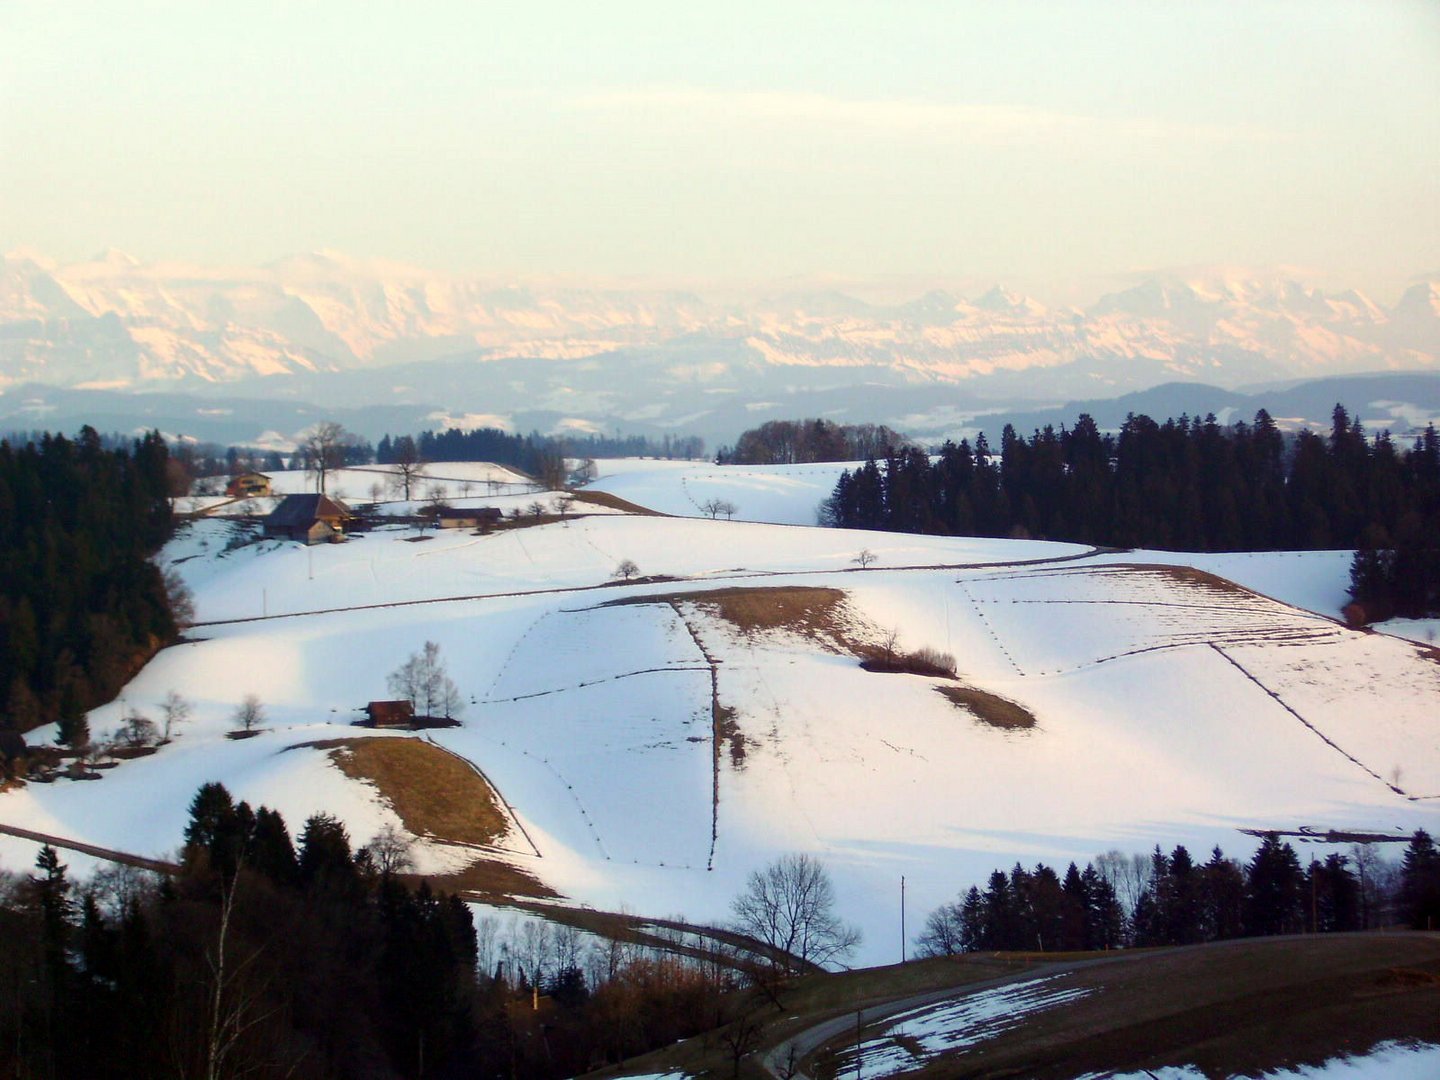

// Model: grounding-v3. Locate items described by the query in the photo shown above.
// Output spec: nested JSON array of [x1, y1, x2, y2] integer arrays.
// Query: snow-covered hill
[[3, 251, 1436, 401], [2, 462, 1437, 968]]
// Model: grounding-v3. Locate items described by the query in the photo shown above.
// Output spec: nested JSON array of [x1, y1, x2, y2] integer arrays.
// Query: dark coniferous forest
[[376, 427, 705, 472], [0, 427, 178, 739], [917, 830, 1440, 958], [825, 406, 1440, 617]]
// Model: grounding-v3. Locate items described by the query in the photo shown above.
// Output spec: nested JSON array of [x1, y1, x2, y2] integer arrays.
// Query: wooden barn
[[263, 494, 354, 544], [362, 700, 415, 728], [225, 472, 272, 498], [435, 507, 504, 530]]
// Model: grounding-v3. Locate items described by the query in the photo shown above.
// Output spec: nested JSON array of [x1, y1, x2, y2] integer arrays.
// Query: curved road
[[758, 933, 1440, 1080]]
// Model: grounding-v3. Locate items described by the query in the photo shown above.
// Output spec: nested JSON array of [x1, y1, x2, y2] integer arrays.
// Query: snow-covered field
[[3, 459, 1438, 971], [178, 463, 539, 515], [586, 457, 853, 526]]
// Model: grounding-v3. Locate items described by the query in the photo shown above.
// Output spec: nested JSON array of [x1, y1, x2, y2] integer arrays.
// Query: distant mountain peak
[[1396, 280, 1440, 313], [972, 284, 1044, 316], [87, 247, 142, 270]]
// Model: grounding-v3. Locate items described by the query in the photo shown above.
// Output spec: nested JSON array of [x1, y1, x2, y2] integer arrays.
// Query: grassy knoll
[[317, 736, 512, 847], [935, 685, 1038, 731]]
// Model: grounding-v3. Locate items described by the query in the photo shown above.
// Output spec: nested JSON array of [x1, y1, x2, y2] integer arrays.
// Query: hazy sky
[[3, 1, 1437, 299]]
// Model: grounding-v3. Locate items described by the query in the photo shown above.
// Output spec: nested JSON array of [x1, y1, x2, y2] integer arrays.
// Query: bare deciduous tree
[[233, 694, 265, 732], [386, 641, 463, 720], [362, 824, 414, 876], [164, 568, 196, 627], [612, 559, 640, 582], [117, 709, 158, 749], [389, 436, 427, 501], [914, 899, 966, 957], [160, 690, 192, 743], [299, 421, 354, 496], [730, 853, 859, 971], [701, 498, 738, 520], [532, 447, 568, 491], [852, 549, 877, 569]]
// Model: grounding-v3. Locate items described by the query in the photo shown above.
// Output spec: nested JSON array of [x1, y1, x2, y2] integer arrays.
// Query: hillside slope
[[1, 471, 1437, 968]]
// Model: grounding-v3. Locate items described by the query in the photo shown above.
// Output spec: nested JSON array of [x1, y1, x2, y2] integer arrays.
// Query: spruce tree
[[1399, 829, 1440, 931], [1244, 835, 1305, 936]]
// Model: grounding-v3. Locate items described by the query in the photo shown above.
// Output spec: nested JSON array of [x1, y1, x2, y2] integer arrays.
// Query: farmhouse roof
[[266, 494, 353, 528]]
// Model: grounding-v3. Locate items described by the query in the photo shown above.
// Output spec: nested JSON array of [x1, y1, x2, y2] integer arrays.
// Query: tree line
[[0, 782, 798, 1079], [377, 428, 704, 472], [717, 418, 907, 465], [823, 406, 1440, 617], [0, 428, 182, 739], [917, 831, 1440, 958]]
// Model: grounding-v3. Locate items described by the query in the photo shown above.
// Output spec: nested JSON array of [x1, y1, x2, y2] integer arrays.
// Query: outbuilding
[[225, 472, 272, 498], [263, 494, 354, 544], [363, 700, 415, 728]]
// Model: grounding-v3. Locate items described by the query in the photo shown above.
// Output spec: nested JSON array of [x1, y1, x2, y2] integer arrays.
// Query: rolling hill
[[1, 460, 1437, 974]]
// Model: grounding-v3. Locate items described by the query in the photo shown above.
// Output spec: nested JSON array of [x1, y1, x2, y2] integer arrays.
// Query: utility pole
[[901, 875, 907, 963]]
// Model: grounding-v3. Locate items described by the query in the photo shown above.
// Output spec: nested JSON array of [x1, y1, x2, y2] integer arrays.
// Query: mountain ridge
[[3, 253, 1437, 396]]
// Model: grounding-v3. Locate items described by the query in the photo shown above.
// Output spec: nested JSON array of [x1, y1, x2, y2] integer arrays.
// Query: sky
[[2, 1, 1438, 301]]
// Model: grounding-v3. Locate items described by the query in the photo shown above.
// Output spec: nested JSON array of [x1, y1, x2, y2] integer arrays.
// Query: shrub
[[859, 644, 957, 679]]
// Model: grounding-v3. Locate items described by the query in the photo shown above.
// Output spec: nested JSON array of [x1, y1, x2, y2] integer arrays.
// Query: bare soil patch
[[611, 586, 863, 653], [302, 736, 510, 848], [425, 858, 556, 902], [108, 745, 159, 760], [716, 702, 746, 768], [570, 489, 665, 516], [936, 684, 1037, 730]]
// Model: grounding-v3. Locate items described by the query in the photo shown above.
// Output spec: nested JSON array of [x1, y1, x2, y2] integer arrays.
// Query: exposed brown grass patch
[[613, 586, 863, 653], [936, 685, 1037, 730], [716, 703, 746, 768], [425, 859, 556, 902], [1115, 562, 1268, 602], [570, 489, 664, 516], [304, 737, 510, 848]]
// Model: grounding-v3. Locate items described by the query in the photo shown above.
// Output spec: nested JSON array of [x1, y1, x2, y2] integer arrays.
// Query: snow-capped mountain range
[[3, 250, 1437, 397]]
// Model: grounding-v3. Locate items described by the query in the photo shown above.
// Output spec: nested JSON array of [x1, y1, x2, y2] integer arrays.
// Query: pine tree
[[1399, 829, 1440, 931], [1244, 835, 1305, 936]]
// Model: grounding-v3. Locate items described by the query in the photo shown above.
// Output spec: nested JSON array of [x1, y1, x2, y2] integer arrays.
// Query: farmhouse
[[225, 471, 272, 498], [263, 494, 354, 544], [362, 700, 415, 728], [435, 507, 504, 530]]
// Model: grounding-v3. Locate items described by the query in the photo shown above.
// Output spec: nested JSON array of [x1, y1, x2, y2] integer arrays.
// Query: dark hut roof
[[266, 494, 353, 528]]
